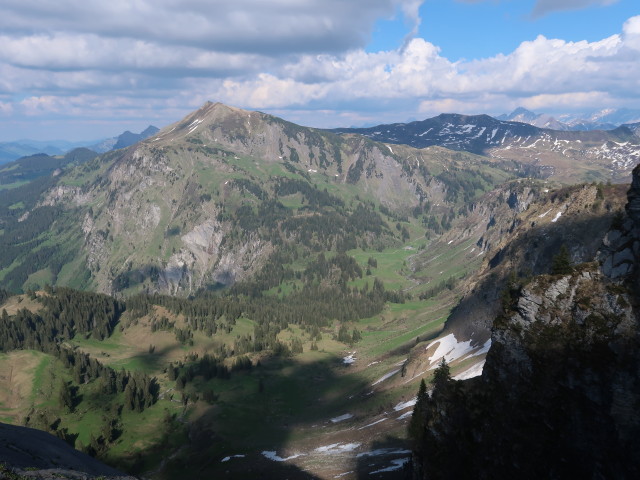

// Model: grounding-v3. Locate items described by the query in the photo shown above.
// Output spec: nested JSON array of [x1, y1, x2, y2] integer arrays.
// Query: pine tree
[[432, 358, 452, 396], [551, 244, 573, 275], [408, 379, 429, 451], [58, 380, 74, 413], [351, 328, 362, 343]]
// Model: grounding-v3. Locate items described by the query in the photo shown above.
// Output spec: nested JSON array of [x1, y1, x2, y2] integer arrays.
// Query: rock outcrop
[[410, 165, 640, 479], [625, 163, 640, 224], [598, 163, 640, 282]]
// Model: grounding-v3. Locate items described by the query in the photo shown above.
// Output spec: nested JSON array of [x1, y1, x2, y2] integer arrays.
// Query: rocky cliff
[[439, 180, 628, 346], [410, 164, 640, 479]]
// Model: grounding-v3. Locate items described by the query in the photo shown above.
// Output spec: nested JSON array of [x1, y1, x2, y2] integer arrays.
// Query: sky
[[0, 0, 639, 141]]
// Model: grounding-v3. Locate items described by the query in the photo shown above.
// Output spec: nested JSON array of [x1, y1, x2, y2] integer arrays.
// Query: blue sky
[[0, 0, 638, 141], [369, 1, 638, 60]]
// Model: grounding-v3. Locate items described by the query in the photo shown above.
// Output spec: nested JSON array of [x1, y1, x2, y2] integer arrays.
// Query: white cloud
[[0, 101, 13, 116], [209, 27, 638, 119], [0, 0, 413, 54], [622, 15, 640, 50], [0, 1, 639, 140]]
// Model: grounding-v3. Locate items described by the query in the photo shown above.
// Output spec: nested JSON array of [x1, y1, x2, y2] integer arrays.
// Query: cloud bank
[[0, 1, 638, 139]]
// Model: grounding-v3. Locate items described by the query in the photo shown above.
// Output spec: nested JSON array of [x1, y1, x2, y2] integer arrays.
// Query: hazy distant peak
[[112, 125, 159, 150]]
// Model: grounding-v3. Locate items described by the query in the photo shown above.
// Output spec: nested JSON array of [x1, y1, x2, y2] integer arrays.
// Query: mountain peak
[[112, 125, 160, 150], [510, 106, 535, 116]]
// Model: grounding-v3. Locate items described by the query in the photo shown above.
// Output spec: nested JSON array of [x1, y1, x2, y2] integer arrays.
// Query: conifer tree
[[58, 380, 74, 413], [409, 379, 429, 451], [551, 244, 573, 275], [432, 358, 452, 396]]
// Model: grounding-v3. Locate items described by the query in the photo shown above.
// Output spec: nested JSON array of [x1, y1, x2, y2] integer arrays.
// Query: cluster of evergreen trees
[[126, 249, 399, 359], [0, 288, 159, 416], [38, 286, 123, 340]]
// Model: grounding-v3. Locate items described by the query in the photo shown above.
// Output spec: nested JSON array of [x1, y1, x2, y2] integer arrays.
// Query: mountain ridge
[[333, 113, 640, 183]]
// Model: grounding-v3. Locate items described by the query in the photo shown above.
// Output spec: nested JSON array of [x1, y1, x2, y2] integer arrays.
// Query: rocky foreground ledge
[[0, 423, 138, 480]]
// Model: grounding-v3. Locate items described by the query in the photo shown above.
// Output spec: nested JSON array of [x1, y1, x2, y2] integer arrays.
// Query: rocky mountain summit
[[409, 164, 640, 479]]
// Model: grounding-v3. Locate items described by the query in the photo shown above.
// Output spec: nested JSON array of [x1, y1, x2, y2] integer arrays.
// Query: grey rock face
[[599, 164, 640, 279], [626, 163, 640, 225]]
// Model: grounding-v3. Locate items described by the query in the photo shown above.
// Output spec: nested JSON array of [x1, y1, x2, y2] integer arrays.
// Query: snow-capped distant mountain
[[333, 113, 640, 183], [333, 113, 543, 154], [499, 107, 640, 132], [624, 122, 640, 137], [496, 107, 568, 130], [556, 108, 623, 131]]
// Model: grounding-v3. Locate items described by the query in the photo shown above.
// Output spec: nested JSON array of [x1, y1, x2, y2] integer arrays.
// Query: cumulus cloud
[[0, 1, 638, 140], [0, 0, 410, 55], [207, 18, 639, 123]]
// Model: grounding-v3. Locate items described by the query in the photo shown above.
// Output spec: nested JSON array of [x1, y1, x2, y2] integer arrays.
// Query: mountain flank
[[0, 101, 528, 295]]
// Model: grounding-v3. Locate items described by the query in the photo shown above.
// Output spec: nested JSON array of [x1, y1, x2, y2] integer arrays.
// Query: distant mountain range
[[0, 148, 98, 188], [496, 106, 640, 131], [0, 125, 159, 164], [333, 112, 640, 183]]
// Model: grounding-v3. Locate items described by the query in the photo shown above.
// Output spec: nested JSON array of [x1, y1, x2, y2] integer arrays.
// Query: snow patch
[[221, 455, 245, 462], [447, 240, 453, 245], [471, 126, 486, 139], [551, 211, 562, 223], [426, 333, 486, 365], [393, 398, 417, 411], [387, 145, 394, 154], [343, 353, 356, 365], [366, 361, 379, 367], [538, 208, 552, 218], [397, 411, 413, 420], [370, 458, 410, 474], [372, 369, 400, 386], [335, 471, 354, 478], [358, 418, 387, 430], [331, 413, 354, 423], [186, 118, 203, 134], [262, 451, 303, 462], [453, 360, 486, 381], [357, 448, 411, 458], [315, 443, 361, 454]]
